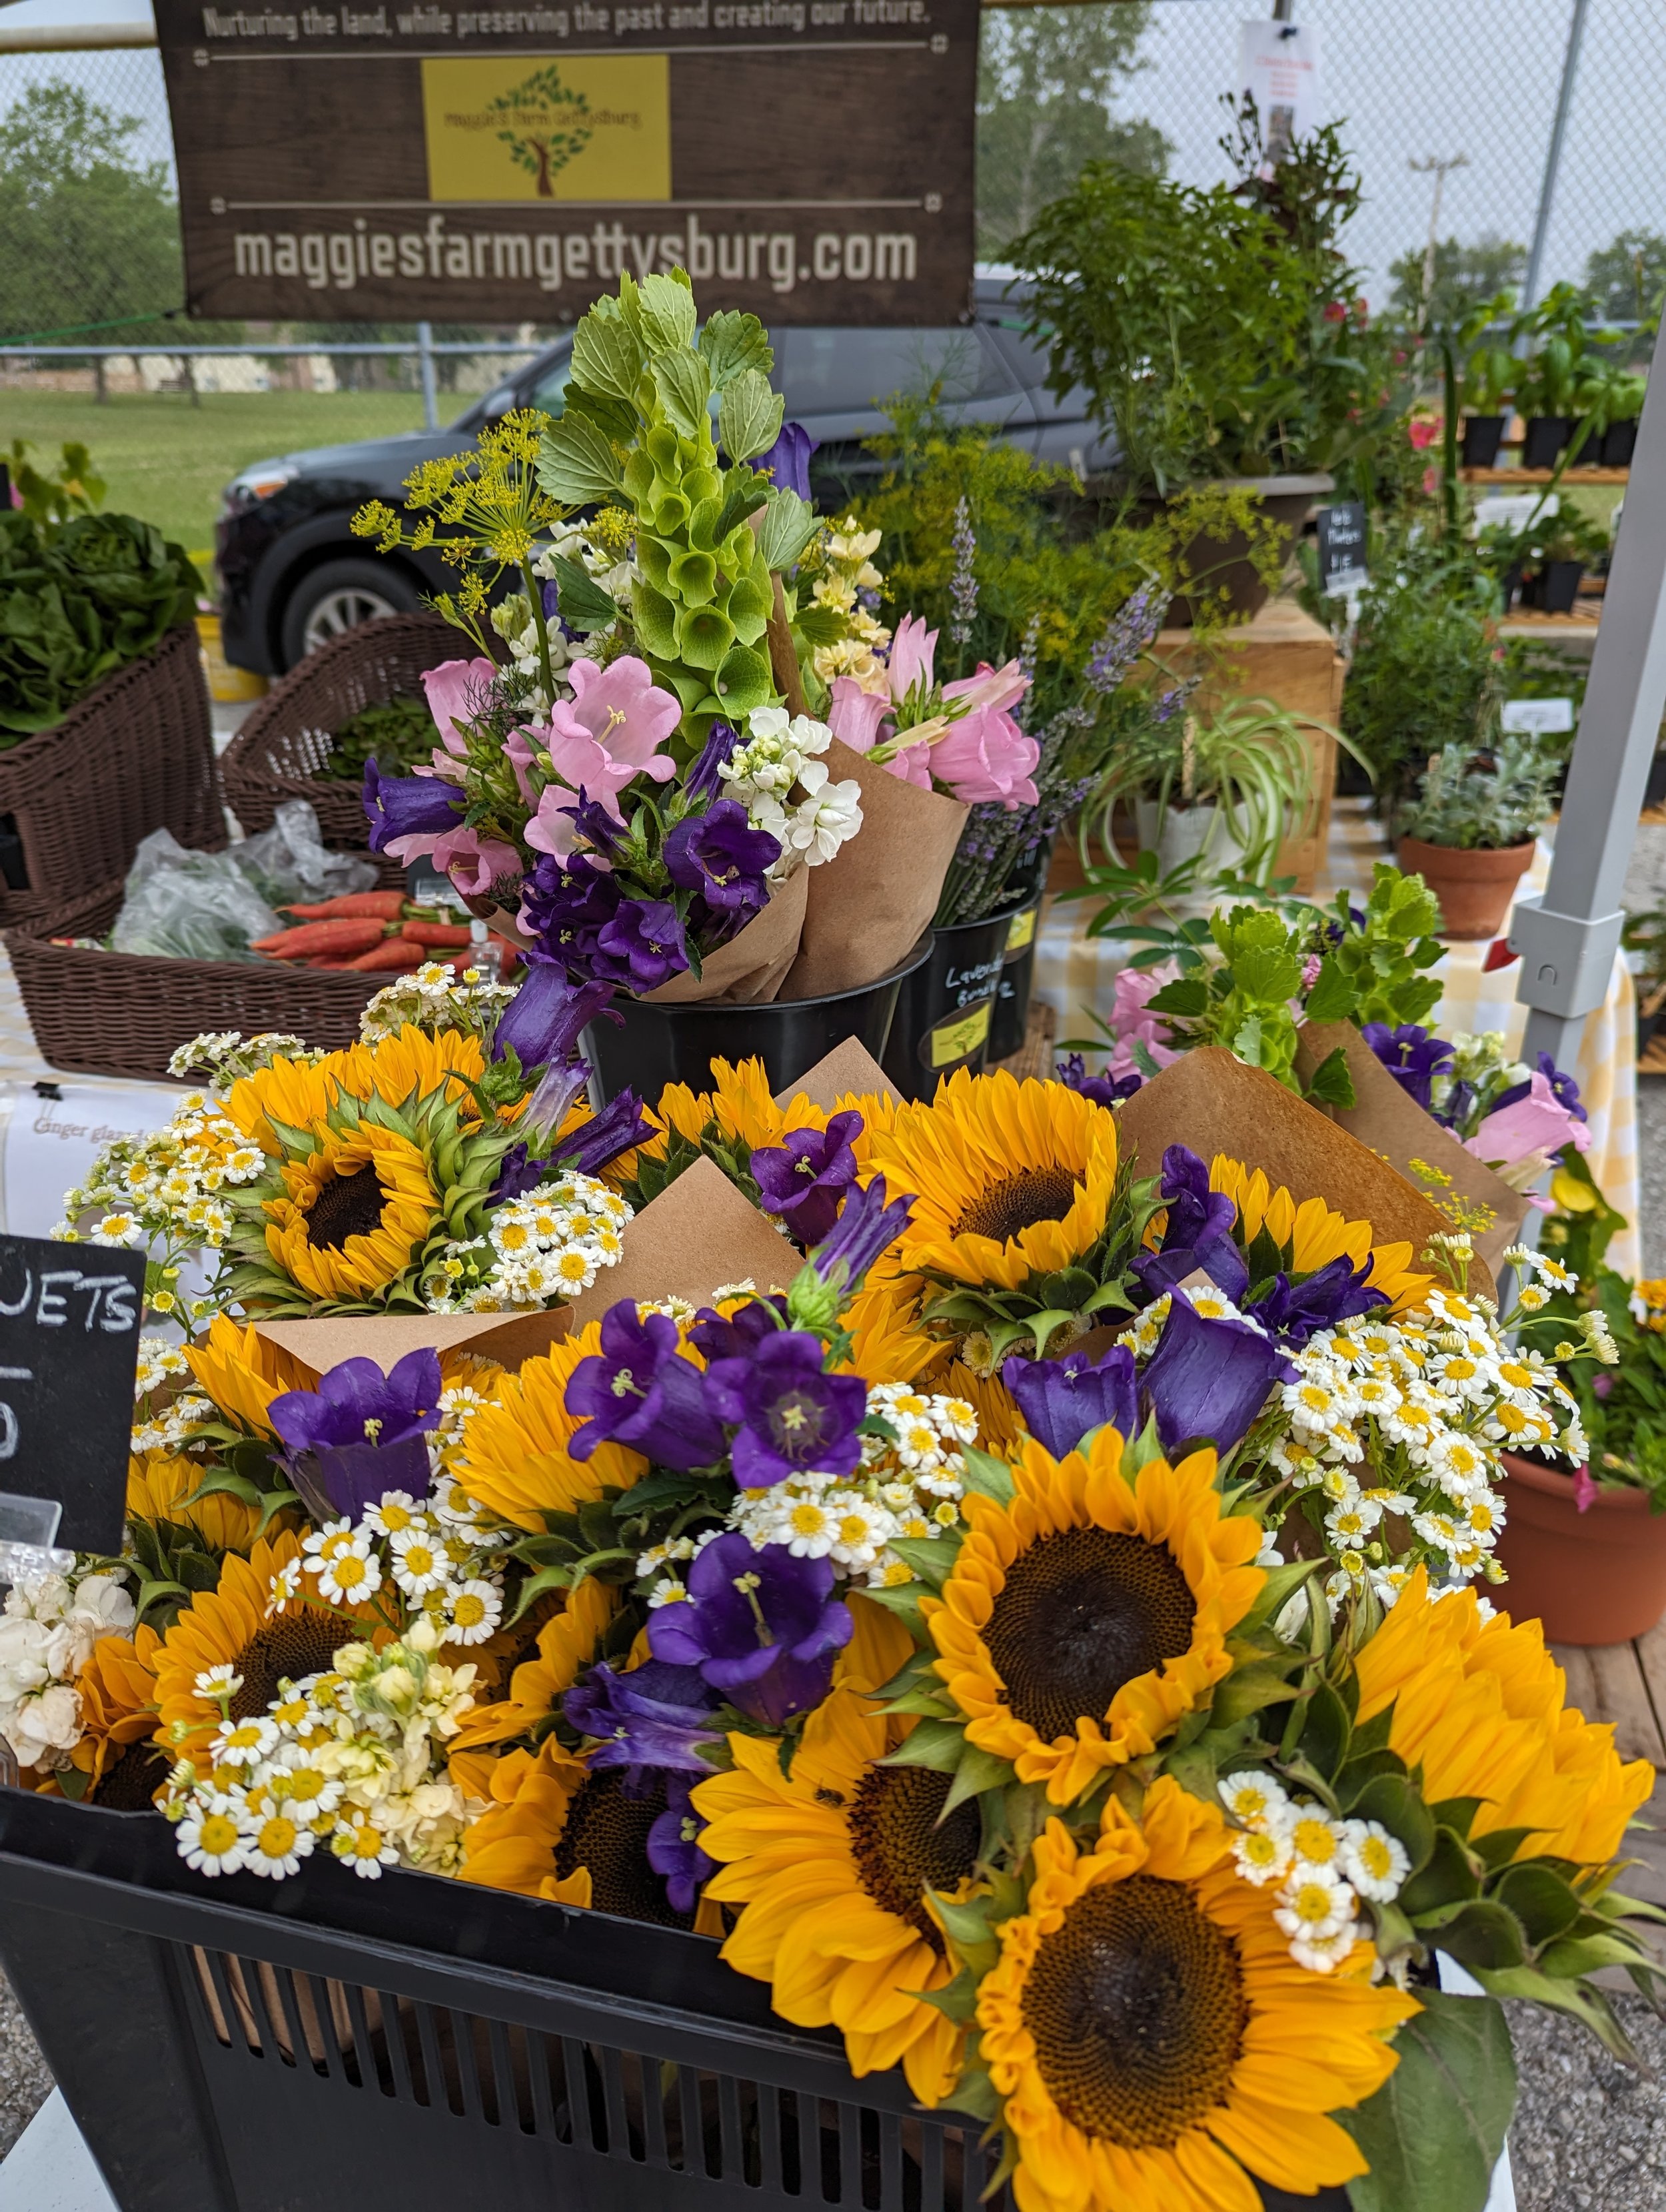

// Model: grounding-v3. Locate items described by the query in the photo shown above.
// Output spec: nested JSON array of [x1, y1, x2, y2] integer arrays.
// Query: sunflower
[[262, 1122, 438, 1304], [976, 1777, 1418, 2212], [1208, 1157, 1429, 1312], [70, 1626, 166, 1808], [694, 1671, 984, 2102], [943, 1359, 1025, 1458], [864, 1069, 1120, 1292], [153, 1532, 379, 1766], [127, 1448, 263, 1554], [182, 1314, 317, 1436], [225, 1027, 494, 1156], [841, 1277, 944, 1388], [451, 1573, 617, 1750], [924, 1428, 1264, 1804], [459, 1736, 702, 1928], [612, 1057, 827, 1192], [1354, 1568, 1653, 1865], [454, 1322, 647, 1532]]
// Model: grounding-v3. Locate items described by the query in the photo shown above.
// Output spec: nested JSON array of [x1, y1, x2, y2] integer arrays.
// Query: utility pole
[[1521, 0, 1590, 312], [1409, 153, 1469, 331]]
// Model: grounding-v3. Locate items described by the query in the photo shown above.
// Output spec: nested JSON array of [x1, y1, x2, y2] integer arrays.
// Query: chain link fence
[[0, 1, 1661, 376]]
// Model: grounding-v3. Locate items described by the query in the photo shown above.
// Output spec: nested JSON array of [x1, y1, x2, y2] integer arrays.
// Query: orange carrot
[[342, 939, 427, 973], [400, 919, 474, 947], [253, 917, 387, 957], [280, 891, 407, 921]]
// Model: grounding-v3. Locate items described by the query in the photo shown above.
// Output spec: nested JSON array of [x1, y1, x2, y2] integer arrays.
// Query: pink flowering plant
[[827, 611, 1040, 813]]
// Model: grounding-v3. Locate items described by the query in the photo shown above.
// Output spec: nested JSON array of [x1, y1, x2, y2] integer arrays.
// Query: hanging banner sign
[[151, 0, 978, 324], [1237, 20, 1322, 159]]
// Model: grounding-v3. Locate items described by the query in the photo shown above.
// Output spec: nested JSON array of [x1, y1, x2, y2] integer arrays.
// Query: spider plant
[[1081, 695, 1352, 887]]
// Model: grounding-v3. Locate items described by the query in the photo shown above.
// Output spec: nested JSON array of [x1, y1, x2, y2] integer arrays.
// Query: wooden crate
[[1151, 598, 1345, 896]]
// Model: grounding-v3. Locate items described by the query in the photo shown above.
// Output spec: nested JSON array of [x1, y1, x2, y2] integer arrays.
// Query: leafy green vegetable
[[323, 694, 438, 784], [0, 507, 201, 740]]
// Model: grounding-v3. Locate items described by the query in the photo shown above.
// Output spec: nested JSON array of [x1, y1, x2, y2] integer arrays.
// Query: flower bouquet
[[11, 1045, 1654, 2212]]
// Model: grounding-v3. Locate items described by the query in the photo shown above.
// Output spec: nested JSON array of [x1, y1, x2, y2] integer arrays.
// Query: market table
[[1034, 797, 1643, 1279]]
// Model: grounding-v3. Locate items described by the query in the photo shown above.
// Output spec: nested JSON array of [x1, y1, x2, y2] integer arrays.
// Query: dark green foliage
[[325, 694, 440, 783], [0, 508, 201, 738]]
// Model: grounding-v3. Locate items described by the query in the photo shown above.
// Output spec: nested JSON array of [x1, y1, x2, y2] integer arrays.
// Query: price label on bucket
[[1004, 907, 1038, 955], [926, 1001, 993, 1071], [0, 1235, 145, 1560]]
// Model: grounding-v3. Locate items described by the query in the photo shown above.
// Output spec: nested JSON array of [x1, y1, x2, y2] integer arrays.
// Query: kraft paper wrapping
[[642, 863, 810, 1006], [774, 1038, 900, 1113], [566, 1155, 795, 1327], [252, 1309, 571, 1381], [1115, 1046, 1493, 1302], [784, 738, 968, 1001], [1293, 1021, 1529, 1281]]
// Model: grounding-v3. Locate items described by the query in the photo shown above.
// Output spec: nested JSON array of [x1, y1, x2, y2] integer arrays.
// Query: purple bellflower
[[594, 896, 688, 993], [1131, 1146, 1250, 1303], [363, 761, 464, 853], [683, 722, 740, 806], [1002, 1344, 1138, 1458], [750, 1110, 862, 1249], [701, 1329, 866, 1486], [492, 965, 616, 1072], [808, 1174, 915, 1288], [1139, 1294, 1296, 1458], [562, 1659, 724, 1782], [1493, 1050, 1587, 1123], [518, 853, 623, 971], [646, 1530, 853, 1726], [688, 1297, 783, 1366], [756, 422, 818, 502], [1360, 1023, 1456, 1115], [1058, 1051, 1143, 1107], [647, 1776, 717, 1916], [269, 1349, 442, 1522], [663, 800, 780, 918], [566, 1303, 728, 1470], [1248, 1257, 1387, 1348]]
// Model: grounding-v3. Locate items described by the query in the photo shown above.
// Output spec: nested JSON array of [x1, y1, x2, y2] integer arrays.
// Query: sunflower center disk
[[554, 1770, 693, 1930], [229, 1614, 352, 1721], [304, 1165, 390, 1253], [1022, 1876, 1248, 2149], [985, 1527, 1197, 1745], [93, 1739, 170, 1811], [848, 1766, 982, 1946], [952, 1165, 1080, 1247]]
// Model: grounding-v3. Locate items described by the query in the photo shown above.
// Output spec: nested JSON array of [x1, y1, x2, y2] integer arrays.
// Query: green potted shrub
[[1599, 368, 1647, 466], [1516, 502, 1610, 612], [1455, 289, 1517, 468], [1513, 282, 1617, 468], [1396, 732, 1558, 938]]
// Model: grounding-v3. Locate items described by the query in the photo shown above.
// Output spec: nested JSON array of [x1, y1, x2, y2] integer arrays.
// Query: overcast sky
[[0, 0, 1659, 302]]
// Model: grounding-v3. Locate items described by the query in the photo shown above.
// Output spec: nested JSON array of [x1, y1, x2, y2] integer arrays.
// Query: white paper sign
[[1502, 698, 1575, 735], [1238, 21, 1323, 156], [1474, 492, 1559, 531], [1, 1082, 185, 1241]]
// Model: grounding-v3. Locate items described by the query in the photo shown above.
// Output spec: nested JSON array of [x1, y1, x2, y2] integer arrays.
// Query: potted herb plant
[[1512, 283, 1620, 469], [1599, 369, 1647, 466], [1396, 732, 1558, 938], [1455, 290, 1517, 469], [1515, 502, 1610, 613]]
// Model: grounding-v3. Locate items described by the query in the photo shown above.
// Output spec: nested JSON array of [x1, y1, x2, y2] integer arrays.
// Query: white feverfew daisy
[[1339, 1820, 1410, 1903], [1232, 1826, 1294, 1886], [213, 1715, 279, 1768], [1219, 1772, 1293, 1834], [443, 1579, 503, 1645], [1289, 1923, 1362, 1975], [389, 1528, 452, 1599], [1285, 1808, 1349, 1874], [363, 1492, 424, 1537], [1273, 1870, 1357, 1947], [242, 1808, 315, 1880], [178, 1799, 248, 1877]]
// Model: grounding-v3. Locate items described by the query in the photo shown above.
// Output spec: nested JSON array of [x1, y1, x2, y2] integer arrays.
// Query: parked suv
[[215, 274, 1112, 676]]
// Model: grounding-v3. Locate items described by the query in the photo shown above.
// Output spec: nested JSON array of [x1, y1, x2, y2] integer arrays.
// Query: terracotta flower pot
[[1396, 835, 1535, 941], [1498, 1452, 1666, 1644]]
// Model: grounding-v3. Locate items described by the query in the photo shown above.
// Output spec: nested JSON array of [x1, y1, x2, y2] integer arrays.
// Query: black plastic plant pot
[[582, 931, 932, 1104], [1539, 560, 1586, 615], [1569, 427, 1605, 468], [1521, 414, 1573, 470], [1646, 749, 1666, 808], [1459, 413, 1506, 469], [986, 883, 1046, 1065], [881, 911, 1012, 1102], [1604, 418, 1639, 468]]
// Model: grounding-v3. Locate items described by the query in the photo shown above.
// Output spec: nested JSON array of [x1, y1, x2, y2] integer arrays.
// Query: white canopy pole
[[1511, 359, 1666, 1068]]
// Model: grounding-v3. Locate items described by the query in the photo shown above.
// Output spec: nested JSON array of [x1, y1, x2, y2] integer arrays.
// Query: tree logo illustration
[[488, 65, 593, 198]]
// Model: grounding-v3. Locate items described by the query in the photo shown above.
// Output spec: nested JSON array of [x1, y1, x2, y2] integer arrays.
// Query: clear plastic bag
[[109, 804, 379, 961]]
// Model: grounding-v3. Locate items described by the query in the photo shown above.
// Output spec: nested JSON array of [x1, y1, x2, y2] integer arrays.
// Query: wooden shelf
[[1459, 466, 1630, 485]]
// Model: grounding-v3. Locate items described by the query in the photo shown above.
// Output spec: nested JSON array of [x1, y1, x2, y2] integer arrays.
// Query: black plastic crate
[[0, 1790, 1345, 2212]]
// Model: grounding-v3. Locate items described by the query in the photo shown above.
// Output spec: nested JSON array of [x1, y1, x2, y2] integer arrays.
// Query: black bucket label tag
[[920, 999, 992, 1071]]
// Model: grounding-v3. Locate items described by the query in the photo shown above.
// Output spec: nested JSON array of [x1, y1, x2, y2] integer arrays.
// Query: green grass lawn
[[1, 388, 428, 556]]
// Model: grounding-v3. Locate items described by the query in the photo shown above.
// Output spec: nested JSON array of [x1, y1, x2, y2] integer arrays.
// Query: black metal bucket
[[582, 932, 933, 1103], [880, 911, 1012, 1101], [986, 884, 1045, 1065]]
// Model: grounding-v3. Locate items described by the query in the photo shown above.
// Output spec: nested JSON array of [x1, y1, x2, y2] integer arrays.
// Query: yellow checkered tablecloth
[[1034, 799, 1641, 1277]]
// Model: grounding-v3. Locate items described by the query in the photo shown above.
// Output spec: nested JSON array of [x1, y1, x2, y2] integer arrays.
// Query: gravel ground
[[0, 1971, 53, 2159], [1637, 1077, 1666, 1280], [1507, 1995, 1666, 2211]]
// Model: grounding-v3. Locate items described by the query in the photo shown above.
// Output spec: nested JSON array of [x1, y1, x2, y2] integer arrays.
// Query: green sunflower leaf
[[1345, 1772, 1434, 1876], [958, 1447, 1016, 1507], [878, 1720, 962, 1772], [942, 1744, 1012, 1818], [1491, 1862, 1582, 1947], [1401, 1825, 1482, 1916], [1340, 1987, 1516, 2212], [888, 1537, 954, 1590]]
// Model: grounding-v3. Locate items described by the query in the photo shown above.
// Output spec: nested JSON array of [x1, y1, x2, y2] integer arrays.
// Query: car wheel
[[278, 558, 426, 668]]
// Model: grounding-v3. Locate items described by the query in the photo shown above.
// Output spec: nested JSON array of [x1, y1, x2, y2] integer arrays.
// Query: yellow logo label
[[1004, 905, 1037, 953], [928, 1002, 992, 1069], [421, 57, 671, 205]]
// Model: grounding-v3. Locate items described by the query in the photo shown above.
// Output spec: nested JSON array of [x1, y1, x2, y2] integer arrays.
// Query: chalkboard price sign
[[1315, 502, 1367, 596], [0, 1236, 146, 1558]]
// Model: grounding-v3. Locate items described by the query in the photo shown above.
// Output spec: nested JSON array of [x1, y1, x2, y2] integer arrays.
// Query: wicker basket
[[3, 877, 381, 1081], [0, 622, 221, 925], [220, 614, 461, 879]]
